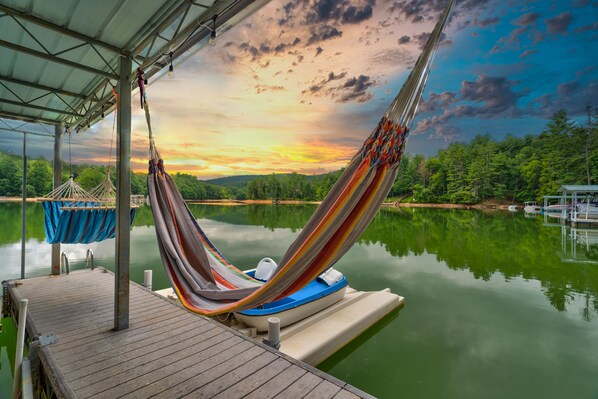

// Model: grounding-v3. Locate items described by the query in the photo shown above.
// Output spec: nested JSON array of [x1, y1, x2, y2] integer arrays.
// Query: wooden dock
[[4, 268, 374, 399]]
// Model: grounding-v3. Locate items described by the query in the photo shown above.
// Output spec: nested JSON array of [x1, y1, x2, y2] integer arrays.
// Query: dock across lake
[[4, 268, 374, 398]]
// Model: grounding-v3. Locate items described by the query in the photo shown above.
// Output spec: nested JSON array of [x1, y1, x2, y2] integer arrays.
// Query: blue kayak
[[234, 269, 348, 331]]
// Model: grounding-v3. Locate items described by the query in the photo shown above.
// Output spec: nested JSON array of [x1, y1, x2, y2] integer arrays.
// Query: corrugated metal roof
[[558, 185, 598, 193], [0, 0, 268, 131]]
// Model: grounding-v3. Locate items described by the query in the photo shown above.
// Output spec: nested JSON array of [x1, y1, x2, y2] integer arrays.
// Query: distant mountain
[[204, 172, 339, 189]]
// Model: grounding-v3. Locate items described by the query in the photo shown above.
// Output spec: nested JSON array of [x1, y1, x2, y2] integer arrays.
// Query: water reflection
[[1, 203, 597, 398], [1, 203, 597, 321]]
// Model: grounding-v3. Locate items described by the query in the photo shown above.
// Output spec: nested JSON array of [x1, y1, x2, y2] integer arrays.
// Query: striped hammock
[[147, 0, 454, 315], [43, 201, 136, 244]]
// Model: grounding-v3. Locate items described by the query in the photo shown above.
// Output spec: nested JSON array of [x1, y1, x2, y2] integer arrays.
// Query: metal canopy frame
[[0, 0, 266, 130], [1, 0, 270, 331]]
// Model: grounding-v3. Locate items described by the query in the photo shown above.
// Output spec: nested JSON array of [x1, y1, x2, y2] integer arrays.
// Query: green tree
[[26, 160, 52, 196]]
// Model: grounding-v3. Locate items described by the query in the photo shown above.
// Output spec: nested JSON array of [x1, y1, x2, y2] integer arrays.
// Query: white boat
[[508, 205, 518, 212], [233, 259, 348, 332], [544, 204, 569, 213], [523, 201, 542, 213], [576, 200, 598, 217]]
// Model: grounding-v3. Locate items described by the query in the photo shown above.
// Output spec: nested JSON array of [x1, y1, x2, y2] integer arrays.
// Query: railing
[[60, 252, 69, 275], [85, 249, 95, 270]]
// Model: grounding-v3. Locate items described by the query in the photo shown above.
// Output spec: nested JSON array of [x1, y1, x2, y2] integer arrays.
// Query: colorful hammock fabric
[[42, 201, 136, 244], [146, 0, 455, 315]]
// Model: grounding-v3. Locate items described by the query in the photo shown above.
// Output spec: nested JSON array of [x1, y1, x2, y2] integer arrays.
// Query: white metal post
[[20, 133, 26, 279], [12, 299, 28, 399]]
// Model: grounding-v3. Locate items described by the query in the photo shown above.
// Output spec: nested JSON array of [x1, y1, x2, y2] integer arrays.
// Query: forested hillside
[[0, 109, 595, 203]]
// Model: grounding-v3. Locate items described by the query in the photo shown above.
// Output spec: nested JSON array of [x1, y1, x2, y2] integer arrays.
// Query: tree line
[[388, 109, 597, 203], [0, 109, 595, 203]]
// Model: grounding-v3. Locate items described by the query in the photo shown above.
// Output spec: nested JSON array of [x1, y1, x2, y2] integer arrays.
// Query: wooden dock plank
[[334, 390, 363, 399], [242, 363, 307, 399], [6, 269, 372, 399], [90, 338, 253, 399], [273, 372, 324, 399], [304, 380, 343, 399], [190, 353, 290, 399], [51, 306, 192, 360], [66, 323, 218, 382], [60, 317, 213, 373], [160, 344, 268, 398], [49, 301, 176, 347], [67, 324, 229, 391]]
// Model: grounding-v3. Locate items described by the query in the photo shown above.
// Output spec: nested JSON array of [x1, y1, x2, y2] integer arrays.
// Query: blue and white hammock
[[42, 175, 136, 244]]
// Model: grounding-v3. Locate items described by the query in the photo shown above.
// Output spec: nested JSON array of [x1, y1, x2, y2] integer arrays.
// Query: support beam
[[0, 75, 87, 99], [0, 39, 119, 80], [0, 98, 82, 117], [0, 126, 53, 138], [115, 56, 131, 331], [0, 4, 125, 55], [0, 110, 59, 125], [51, 124, 62, 276], [21, 133, 26, 279]]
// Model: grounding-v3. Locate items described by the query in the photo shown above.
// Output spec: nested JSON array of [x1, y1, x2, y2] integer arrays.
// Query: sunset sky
[[1, 0, 597, 179]]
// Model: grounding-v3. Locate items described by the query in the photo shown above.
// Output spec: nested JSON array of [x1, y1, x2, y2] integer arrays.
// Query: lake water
[[0, 203, 597, 398]]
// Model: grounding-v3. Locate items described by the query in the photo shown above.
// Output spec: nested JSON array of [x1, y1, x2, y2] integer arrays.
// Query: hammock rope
[[89, 87, 119, 205], [146, 0, 455, 315]]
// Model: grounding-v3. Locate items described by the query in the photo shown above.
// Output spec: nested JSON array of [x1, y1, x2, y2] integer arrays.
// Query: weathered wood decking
[[6, 268, 373, 399]]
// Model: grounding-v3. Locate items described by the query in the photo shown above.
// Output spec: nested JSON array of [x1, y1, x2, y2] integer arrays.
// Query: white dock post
[[143, 270, 153, 290], [12, 298, 28, 399], [265, 317, 281, 349], [21, 358, 33, 399]]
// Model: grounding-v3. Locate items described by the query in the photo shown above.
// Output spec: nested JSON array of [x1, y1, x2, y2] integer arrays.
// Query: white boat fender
[[318, 268, 344, 286], [254, 257, 278, 281]]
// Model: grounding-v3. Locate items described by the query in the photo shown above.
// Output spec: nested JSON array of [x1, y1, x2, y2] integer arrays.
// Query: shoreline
[[0, 196, 514, 209]]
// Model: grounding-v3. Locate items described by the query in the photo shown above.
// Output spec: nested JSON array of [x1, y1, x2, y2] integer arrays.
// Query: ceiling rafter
[[0, 3, 125, 54], [0, 39, 119, 80], [0, 98, 82, 117], [0, 109, 59, 125]]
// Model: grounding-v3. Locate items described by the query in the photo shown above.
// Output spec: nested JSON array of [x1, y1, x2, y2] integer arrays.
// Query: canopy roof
[[558, 185, 598, 194], [0, 0, 267, 131]]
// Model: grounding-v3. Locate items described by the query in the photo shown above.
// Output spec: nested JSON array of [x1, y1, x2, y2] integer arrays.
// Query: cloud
[[533, 80, 598, 116], [575, 21, 598, 33], [427, 125, 461, 142], [419, 92, 458, 112], [305, 25, 343, 45], [254, 84, 286, 94], [397, 35, 410, 45], [237, 37, 302, 61], [370, 48, 412, 66], [303, 71, 347, 94], [491, 12, 543, 53], [337, 75, 376, 103], [283, 0, 376, 27], [388, 0, 491, 23], [414, 75, 526, 134], [303, 73, 376, 103], [413, 32, 451, 49], [474, 17, 500, 27], [341, 2, 375, 24], [519, 49, 538, 59], [545, 12, 573, 35]]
